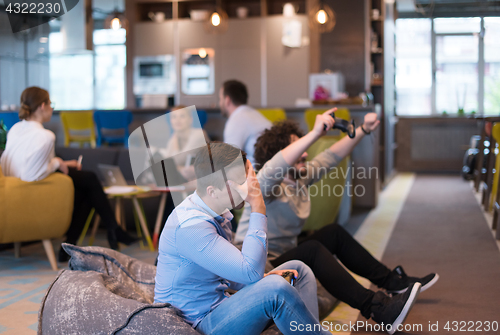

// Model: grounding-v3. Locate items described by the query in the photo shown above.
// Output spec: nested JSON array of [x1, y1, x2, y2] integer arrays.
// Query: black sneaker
[[370, 282, 421, 335], [385, 265, 439, 294]]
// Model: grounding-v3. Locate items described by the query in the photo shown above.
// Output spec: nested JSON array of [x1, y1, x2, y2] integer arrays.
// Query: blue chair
[[197, 110, 207, 128], [93, 111, 133, 147], [0, 112, 20, 130]]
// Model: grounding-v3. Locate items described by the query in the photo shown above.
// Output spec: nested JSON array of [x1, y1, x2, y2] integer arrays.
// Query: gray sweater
[[234, 149, 340, 256]]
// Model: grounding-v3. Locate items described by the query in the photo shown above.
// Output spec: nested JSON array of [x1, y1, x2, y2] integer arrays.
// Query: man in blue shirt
[[154, 142, 331, 335]]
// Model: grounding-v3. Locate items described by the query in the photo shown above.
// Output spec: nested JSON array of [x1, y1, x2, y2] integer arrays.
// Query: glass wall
[[49, 31, 94, 110], [395, 17, 500, 116], [395, 19, 432, 115], [94, 29, 126, 110], [484, 17, 500, 114]]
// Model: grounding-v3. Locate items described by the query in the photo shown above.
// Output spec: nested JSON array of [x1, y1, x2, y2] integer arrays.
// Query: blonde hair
[[19, 87, 50, 120]]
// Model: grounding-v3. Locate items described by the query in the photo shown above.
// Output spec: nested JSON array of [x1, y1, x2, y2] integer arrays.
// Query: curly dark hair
[[254, 120, 304, 169]]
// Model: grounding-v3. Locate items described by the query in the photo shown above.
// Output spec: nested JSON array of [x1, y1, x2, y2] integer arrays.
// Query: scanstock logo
[[4, 0, 80, 33]]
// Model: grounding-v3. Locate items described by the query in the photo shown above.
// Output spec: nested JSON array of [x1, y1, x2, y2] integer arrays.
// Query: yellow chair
[[60, 111, 97, 148], [302, 108, 352, 231], [304, 108, 351, 131], [257, 108, 287, 123], [0, 166, 74, 270], [489, 123, 500, 211]]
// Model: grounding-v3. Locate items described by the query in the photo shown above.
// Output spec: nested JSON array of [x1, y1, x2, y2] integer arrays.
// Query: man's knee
[[261, 275, 295, 298]]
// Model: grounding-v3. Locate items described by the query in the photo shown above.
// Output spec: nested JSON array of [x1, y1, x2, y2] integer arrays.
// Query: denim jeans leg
[[196, 260, 330, 335]]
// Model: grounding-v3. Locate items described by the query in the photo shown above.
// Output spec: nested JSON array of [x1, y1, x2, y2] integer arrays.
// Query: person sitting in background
[[234, 111, 438, 334], [220, 80, 271, 165], [159, 105, 208, 180], [155, 142, 331, 335], [0, 87, 138, 262]]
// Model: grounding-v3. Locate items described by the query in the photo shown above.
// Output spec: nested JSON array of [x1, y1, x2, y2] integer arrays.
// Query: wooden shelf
[[267, 0, 306, 15], [136, 1, 173, 21]]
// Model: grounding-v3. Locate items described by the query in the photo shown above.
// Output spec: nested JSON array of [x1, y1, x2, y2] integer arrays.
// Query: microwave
[[134, 55, 176, 96]]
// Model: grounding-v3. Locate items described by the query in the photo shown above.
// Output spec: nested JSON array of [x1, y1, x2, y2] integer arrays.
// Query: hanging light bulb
[[308, 2, 336, 33], [111, 17, 122, 30], [204, 2, 228, 34], [211, 12, 221, 26], [316, 9, 327, 24], [199, 48, 207, 58], [105, 10, 128, 31]]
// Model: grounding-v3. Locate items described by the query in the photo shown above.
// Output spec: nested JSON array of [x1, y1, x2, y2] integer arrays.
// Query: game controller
[[323, 112, 356, 138], [281, 271, 296, 286]]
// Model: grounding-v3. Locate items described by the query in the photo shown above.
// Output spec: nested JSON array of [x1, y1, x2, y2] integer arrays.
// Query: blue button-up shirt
[[154, 192, 268, 328]]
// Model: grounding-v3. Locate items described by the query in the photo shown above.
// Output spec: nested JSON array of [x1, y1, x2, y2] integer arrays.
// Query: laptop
[[98, 164, 128, 187]]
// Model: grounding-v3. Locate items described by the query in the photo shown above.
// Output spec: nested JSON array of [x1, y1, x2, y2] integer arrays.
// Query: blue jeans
[[196, 260, 330, 335]]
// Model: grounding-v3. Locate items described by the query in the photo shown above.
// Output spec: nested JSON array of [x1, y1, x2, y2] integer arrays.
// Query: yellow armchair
[[0, 166, 74, 270]]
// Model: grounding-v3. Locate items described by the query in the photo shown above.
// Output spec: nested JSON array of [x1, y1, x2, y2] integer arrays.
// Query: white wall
[[132, 15, 310, 108]]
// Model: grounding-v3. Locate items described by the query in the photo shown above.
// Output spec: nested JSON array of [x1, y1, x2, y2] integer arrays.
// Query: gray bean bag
[[38, 244, 338, 335]]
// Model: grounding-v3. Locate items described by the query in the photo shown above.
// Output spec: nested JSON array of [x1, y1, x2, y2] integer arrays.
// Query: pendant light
[[308, 0, 336, 33], [104, 0, 128, 31], [204, 0, 228, 34]]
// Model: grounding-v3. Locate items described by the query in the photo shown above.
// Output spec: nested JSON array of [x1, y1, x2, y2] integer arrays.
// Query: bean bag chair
[[38, 244, 338, 334]]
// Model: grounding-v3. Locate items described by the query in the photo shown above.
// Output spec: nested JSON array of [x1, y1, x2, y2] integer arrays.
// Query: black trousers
[[270, 223, 391, 317], [64, 169, 119, 244]]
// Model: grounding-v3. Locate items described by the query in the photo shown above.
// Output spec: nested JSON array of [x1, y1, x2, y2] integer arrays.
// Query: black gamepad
[[323, 112, 356, 138], [281, 271, 296, 286]]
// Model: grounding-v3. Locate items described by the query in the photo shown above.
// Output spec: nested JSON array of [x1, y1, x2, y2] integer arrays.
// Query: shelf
[[136, 1, 174, 21], [267, 0, 306, 15]]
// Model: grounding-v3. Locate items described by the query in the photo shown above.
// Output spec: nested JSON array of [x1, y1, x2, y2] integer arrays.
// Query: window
[[395, 19, 432, 115], [48, 25, 126, 110], [435, 34, 478, 114], [484, 17, 500, 115], [94, 29, 127, 110], [395, 17, 500, 116], [49, 32, 94, 110]]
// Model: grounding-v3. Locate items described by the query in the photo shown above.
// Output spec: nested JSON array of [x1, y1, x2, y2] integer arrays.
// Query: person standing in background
[[220, 80, 271, 166]]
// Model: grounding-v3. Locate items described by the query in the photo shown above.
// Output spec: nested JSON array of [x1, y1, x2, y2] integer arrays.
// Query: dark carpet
[[355, 175, 500, 335]]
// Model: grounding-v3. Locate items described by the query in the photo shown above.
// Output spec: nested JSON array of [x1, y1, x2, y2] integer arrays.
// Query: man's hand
[[228, 161, 265, 215], [311, 108, 336, 139], [264, 269, 299, 279], [362, 113, 380, 133]]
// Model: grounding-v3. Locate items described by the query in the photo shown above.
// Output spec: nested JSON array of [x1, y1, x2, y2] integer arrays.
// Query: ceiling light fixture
[[308, 1, 336, 33], [204, 0, 228, 34]]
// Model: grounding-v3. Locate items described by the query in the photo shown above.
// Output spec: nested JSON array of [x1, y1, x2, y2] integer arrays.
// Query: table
[[80, 186, 161, 251]]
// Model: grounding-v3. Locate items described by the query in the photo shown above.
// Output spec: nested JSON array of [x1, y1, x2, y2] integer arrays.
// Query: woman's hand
[[56, 158, 69, 174], [312, 108, 336, 139], [64, 159, 82, 171], [362, 113, 380, 133], [264, 269, 299, 279]]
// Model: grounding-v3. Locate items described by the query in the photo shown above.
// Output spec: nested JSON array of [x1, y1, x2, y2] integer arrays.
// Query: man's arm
[[178, 166, 267, 285], [176, 213, 267, 285]]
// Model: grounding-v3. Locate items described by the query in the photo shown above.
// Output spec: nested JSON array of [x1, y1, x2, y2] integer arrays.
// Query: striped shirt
[[154, 191, 268, 327]]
